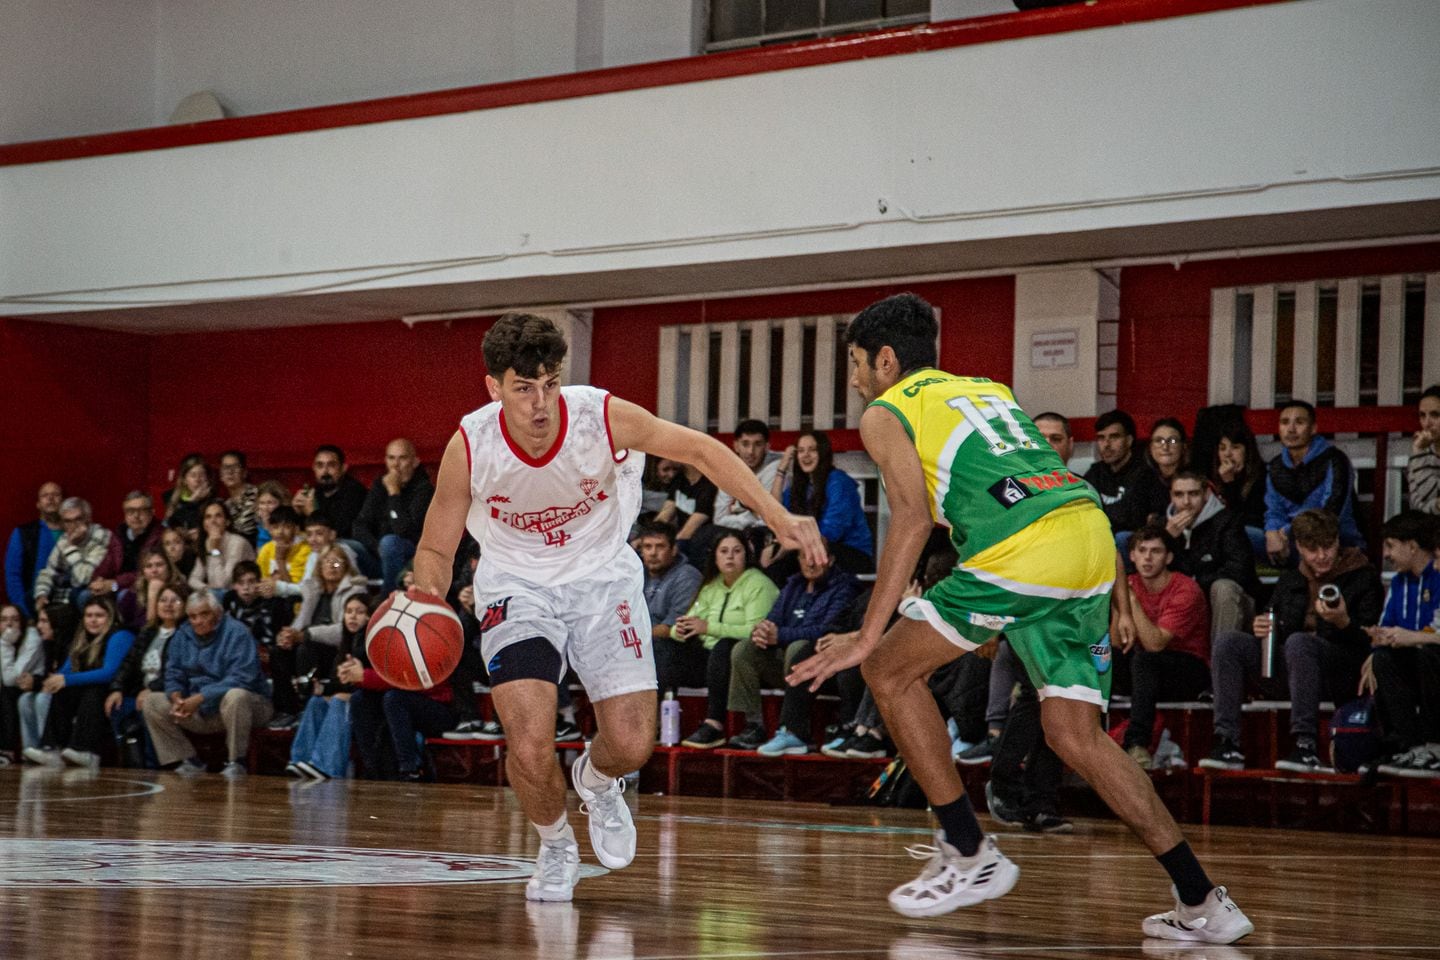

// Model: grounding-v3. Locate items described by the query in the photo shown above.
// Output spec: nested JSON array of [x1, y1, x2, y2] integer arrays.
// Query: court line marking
[[629, 852, 1440, 861], [627, 947, 1440, 959], [9, 777, 166, 803]]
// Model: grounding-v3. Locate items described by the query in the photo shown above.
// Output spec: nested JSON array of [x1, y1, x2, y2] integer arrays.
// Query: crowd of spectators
[[2, 385, 1437, 789]]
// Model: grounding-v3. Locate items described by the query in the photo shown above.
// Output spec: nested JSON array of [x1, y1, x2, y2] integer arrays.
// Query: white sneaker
[[1142, 885, 1254, 944], [525, 835, 581, 902], [887, 833, 1018, 918], [60, 748, 100, 769], [22, 747, 62, 768], [570, 748, 636, 869], [219, 761, 247, 779]]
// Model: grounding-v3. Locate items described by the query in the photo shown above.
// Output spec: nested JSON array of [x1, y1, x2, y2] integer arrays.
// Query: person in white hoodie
[[1, 603, 45, 763]]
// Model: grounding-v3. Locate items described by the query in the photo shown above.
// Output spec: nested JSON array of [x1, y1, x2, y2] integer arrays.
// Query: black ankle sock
[[1157, 841, 1214, 906], [932, 794, 983, 857]]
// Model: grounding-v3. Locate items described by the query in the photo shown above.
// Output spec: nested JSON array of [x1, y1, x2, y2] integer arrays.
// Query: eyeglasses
[[324, 559, 347, 568], [1151, 437, 1183, 447], [123, 506, 152, 515]]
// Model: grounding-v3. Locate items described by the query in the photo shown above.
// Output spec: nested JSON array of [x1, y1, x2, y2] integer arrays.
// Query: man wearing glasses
[[88, 491, 164, 600], [32, 497, 118, 609]]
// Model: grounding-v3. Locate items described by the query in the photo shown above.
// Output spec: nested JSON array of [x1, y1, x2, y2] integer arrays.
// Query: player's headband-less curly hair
[[483, 313, 569, 380]]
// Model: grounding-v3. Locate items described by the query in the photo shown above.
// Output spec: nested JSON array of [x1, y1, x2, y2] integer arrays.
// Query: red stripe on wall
[[0, 0, 1287, 167]]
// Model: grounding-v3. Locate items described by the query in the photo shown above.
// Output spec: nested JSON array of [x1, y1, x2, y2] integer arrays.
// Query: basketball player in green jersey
[[789, 294, 1253, 944]]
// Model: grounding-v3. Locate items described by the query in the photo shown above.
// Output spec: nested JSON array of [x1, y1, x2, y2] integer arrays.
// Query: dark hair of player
[[846, 293, 939, 375], [483, 313, 569, 380]]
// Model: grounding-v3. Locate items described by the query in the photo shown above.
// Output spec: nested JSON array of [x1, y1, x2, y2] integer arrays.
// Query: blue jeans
[[341, 538, 380, 579], [379, 535, 416, 593], [18, 691, 51, 750], [291, 695, 353, 777], [381, 690, 457, 776]]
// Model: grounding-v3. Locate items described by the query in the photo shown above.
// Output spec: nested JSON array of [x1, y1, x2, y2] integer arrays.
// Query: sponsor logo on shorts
[[967, 612, 1015, 631], [616, 601, 632, 625], [1090, 633, 1112, 674], [479, 597, 510, 633]]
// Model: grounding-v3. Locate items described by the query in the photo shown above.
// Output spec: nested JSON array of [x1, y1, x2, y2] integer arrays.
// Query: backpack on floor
[[867, 757, 927, 809], [1329, 696, 1381, 773]]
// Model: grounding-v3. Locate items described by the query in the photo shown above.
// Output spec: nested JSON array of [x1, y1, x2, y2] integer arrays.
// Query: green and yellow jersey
[[871, 369, 1099, 562]]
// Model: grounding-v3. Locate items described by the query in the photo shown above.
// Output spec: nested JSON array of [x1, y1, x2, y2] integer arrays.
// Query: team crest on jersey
[[616, 601, 632, 625], [580, 478, 600, 496], [479, 597, 510, 633]]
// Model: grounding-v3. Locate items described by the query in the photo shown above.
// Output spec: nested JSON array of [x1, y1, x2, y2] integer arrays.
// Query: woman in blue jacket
[[765, 429, 874, 578], [24, 596, 135, 768]]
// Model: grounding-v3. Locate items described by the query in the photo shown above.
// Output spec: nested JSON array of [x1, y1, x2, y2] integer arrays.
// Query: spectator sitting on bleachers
[[677, 531, 779, 749], [641, 456, 679, 515], [355, 438, 433, 593], [728, 542, 859, 755], [4, 481, 63, 619], [1264, 400, 1364, 565], [223, 560, 297, 728], [287, 592, 376, 779], [141, 590, 273, 777], [654, 462, 717, 563], [105, 583, 186, 768], [164, 454, 213, 533], [1164, 471, 1259, 636], [1120, 524, 1211, 769], [763, 429, 874, 578], [17, 603, 77, 759], [293, 444, 370, 541], [25, 596, 135, 769], [33, 497, 117, 611], [188, 500, 256, 594], [1084, 410, 1168, 547], [1146, 418, 1189, 490], [252, 480, 290, 551], [121, 548, 187, 630], [440, 538, 490, 740], [1408, 384, 1440, 515], [1, 604, 44, 764], [255, 506, 310, 596], [161, 527, 198, 582], [267, 511, 359, 599], [1367, 511, 1440, 777], [89, 490, 163, 605], [1207, 418, 1268, 561], [277, 545, 369, 694], [710, 419, 781, 545], [639, 521, 704, 697], [218, 451, 259, 544], [1200, 509, 1382, 774]]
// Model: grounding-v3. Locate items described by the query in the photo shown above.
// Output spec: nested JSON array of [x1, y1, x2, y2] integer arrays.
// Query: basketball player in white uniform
[[413, 314, 825, 901]]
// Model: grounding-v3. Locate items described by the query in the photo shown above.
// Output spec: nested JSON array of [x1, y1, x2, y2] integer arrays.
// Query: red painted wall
[[1117, 241, 1440, 436], [0, 317, 150, 540]]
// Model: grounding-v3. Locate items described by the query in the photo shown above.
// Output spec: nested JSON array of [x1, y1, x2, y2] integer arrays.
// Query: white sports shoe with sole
[[1142, 885, 1254, 944], [888, 833, 1018, 918], [570, 748, 636, 869], [525, 835, 581, 902]]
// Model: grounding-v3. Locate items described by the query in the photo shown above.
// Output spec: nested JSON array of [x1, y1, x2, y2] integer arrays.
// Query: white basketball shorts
[[474, 548, 655, 703]]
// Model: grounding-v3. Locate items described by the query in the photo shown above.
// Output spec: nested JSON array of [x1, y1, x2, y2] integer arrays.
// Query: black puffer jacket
[[1168, 492, 1259, 599], [1268, 548, 1383, 653]]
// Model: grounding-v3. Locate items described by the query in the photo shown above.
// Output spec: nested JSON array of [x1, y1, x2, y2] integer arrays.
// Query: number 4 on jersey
[[947, 394, 1040, 456]]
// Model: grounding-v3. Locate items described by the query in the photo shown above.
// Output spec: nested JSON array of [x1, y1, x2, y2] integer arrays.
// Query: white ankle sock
[[578, 752, 615, 793], [535, 813, 572, 842]]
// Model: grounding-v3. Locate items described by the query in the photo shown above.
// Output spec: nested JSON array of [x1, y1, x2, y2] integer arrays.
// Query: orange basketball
[[365, 589, 465, 691]]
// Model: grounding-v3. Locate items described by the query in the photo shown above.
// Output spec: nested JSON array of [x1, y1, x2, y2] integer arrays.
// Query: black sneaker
[[844, 731, 888, 759], [681, 723, 725, 749], [983, 779, 1025, 827], [472, 719, 505, 742], [1023, 810, 1074, 834], [267, 713, 297, 731], [955, 735, 995, 766], [727, 723, 767, 751], [555, 717, 582, 742], [1275, 740, 1334, 773], [442, 719, 486, 740], [1197, 738, 1245, 771]]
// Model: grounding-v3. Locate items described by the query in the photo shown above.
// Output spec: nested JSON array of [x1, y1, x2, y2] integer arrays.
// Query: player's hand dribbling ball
[[365, 589, 464, 691]]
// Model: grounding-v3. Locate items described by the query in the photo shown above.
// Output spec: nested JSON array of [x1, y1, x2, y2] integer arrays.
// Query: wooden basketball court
[[0, 766, 1435, 959]]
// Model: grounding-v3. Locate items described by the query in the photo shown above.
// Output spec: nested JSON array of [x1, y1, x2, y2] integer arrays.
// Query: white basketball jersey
[[460, 385, 643, 586]]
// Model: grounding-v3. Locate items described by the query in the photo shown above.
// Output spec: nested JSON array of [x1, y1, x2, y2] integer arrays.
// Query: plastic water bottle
[[660, 692, 681, 746], [1261, 612, 1276, 679]]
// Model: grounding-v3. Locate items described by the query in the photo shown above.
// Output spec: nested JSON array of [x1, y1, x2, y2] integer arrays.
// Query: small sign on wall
[[1030, 329, 1078, 369]]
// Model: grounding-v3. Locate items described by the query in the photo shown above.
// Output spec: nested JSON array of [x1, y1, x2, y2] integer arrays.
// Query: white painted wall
[[3, 0, 1438, 314], [1011, 270, 1104, 419], [0, 0, 157, 143]]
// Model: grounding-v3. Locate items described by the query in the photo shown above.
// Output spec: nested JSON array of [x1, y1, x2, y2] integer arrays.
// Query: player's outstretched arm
[[412, 430, 471, 600], [788, 404, 933, 691], [607, 397, 826, 568]]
